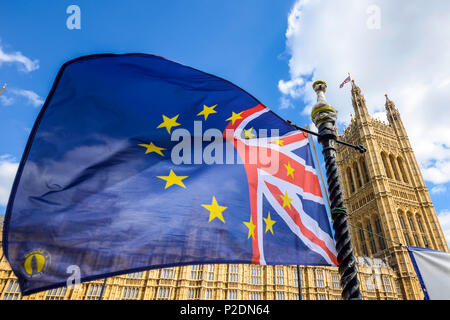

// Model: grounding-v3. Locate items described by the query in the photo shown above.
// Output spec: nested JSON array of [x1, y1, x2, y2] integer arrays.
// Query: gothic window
[[359, 227, 369, 256], [122, 287, 140, 300], [161, 268, 173, 279], [229, 264, 239, 282], [276, 267, 284, 285], [346, 167, 355, 193], [359, 157, 370, 183], [397, 156, 409, 183], [374, 217, 386, 250], [389, 154, 400, 181], [314, 270, 324, 287], [398, 211, 411, 246], [422, 235, 429, 248], [86, 284, 104, 300], [382, 277, 392, 292], [381, 152, 392, 178], [353, 162, 362, 188], [204, 289, 213, 299], [228, 289, 237, 300], [2, 280, 20, 300], [157, 287, 171, 299], [407, 214, 416, 232], [405, 234, 411, 246], [188, 288, 201, 299], [366, 221, 377, 253], [46, 287, 67, 300], [191, 265, 203, 280], [398, 213, 406, 229], [416, 216, 425, 233]]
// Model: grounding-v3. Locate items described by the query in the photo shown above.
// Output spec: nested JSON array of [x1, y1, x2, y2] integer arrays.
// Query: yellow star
[[284, 162, 295, 179], [201, 196, 227, 223], [243, 127, 256, 139], [243, 216, 256, 239], [226, 111, 243, 125], [157, 170, 188, 189], [273, 139, 285, 146], [264, 212, 276, 235], [157, 114, 181, 134], [280, 191, 293, 210], [197, 104, 217, 120], [138, 142, 166, 156]]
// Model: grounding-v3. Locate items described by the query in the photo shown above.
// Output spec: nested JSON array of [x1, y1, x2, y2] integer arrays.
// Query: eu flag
[[3, 54, 337, 295]]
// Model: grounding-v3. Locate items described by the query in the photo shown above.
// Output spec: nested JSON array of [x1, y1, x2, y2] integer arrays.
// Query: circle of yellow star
[[157, 169, 188, 189], [243, 216, 256, 239], [201, 196, 227, 223], [138, 142, 166, 156], [197, 104, 217, 120], [284, 162, 295, 179], [264, 212, 276, 235], [280, 191, 293, 210], [226, 111, 243, 125], [243, 127, 256, 139], [157, 114, 181, 134]]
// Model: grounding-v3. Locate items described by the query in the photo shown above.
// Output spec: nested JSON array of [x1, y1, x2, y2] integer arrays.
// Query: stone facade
[[335, 80, 449, 300]]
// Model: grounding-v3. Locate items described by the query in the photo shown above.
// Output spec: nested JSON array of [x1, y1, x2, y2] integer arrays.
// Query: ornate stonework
[[336, 80, 449, 300]]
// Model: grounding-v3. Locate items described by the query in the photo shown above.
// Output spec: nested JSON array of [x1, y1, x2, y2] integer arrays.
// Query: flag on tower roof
[[2, 54, 337, 295], [339, 75, 351, 88]]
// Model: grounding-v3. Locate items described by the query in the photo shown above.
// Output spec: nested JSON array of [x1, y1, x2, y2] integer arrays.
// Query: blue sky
[[1, 1, 449, 245]]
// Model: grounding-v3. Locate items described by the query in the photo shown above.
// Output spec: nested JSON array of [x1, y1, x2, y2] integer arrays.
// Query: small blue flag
[[3, 54, 337, 295]]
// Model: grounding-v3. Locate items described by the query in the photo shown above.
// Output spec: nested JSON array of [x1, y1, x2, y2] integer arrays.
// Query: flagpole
[[0, 83, 6, 96], [296, 265, 302, 300], [310, 80, 362, 300]]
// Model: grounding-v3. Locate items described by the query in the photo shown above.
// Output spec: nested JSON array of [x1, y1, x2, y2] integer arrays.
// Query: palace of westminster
[[0, 80, 448, 300]]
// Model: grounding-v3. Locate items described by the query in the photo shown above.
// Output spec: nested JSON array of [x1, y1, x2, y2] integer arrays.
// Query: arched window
[[359, 157, 370, 183], [416, 215, 425, 233], [398, 214, 406, 229], [359, 224, 369, 256], [366, 220, 377, 254], [389, 154, 400, 181], [407, 213, 416, 232], [398, 210, 411, 246], [353, 162, 362, 188], [374, 217, 386, 250], [397, 156, 409, 183], [346, 167, 355, 194], [381, 152, 392, 178]]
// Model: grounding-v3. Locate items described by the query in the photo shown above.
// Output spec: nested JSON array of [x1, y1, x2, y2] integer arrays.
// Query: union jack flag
[[224, 104, 338, 266], [5, 54, 338, 295], [340, 75, 351, 88]]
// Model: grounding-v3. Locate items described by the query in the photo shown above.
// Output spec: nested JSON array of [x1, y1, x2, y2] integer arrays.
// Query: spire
[[385, 93, 396, 111], [384, 93, 405, 136], [350, 78, 369, 120]]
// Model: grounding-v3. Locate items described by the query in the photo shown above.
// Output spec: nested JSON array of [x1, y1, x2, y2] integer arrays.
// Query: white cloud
[[0, 95, 14, 106], [280, 0, 450, 184], [0, 45, 39, 72], [278, 77, 305, 98], [11, 89, 44, 107], [1, 88, 44, 107], [0, 155, 19, 207], [437, 210, 450, 249], [430, 185, 447, 195]]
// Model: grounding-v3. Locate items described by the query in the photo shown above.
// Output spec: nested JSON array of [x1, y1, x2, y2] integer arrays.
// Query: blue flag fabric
[[3, 54, 337, 295]]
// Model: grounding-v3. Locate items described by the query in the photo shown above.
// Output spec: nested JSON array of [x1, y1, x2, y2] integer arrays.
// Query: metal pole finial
[[311, 80, 337, 126]]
